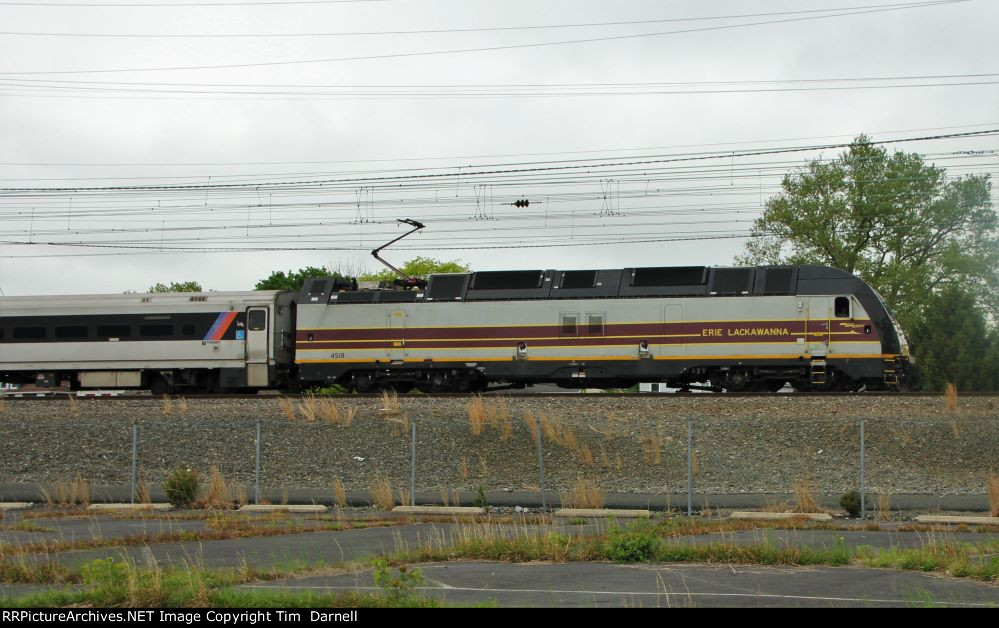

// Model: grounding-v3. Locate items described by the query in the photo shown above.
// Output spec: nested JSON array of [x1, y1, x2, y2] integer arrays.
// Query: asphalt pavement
[[2, 512, 998, 607]]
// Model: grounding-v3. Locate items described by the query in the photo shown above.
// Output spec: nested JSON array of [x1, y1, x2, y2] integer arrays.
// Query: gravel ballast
[[0, 395, 996, 501]]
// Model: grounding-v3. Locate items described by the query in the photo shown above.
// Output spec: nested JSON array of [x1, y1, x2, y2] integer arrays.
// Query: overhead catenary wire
[[1, 122, 993, 169], [0, 1, 969, 75], [0, 2, 968, 38], [1, 129, 994, 193]]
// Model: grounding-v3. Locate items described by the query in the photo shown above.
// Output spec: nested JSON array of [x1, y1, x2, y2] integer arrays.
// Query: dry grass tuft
[[439, 486, 460, 507], [477, 454, 488, 478], [177, 397, 188, 416], [297, 394, 319, 422], [539, 412, 560, 443], [379, 390, 400, 417], [398, 488, 412, 507], [319, 398, 339, 423], [467, 395, 486, 436], [332, 478, 347, 509], [67, 394, 78, 415], [199, 466, 233, 510], [459, 456, 469, 481], [577, 443, 595, 466], [137, 480, 152, 505], [0, 397, 6, 414], [342, 404, 357, 426], [278, 397, 296, 421], [559, 478, 606, 509], [41, 475, 93, 507], [236, 486, 249, 508], [369, 477, 395, 511], [161, 395, 172, 417], [986, 473, 999, 517], [522, 411, 539, 442], [499, 412, 513, 441], [485, 395, 511, 428], [791, 478, 823, 513], [876, 488, 892, 521], [379, 391, 408, 434], [75, 476, 92, 508], [944, 382, 958, 412], [319, 399, 358, 426], [563, 428, 578, 453], [641, 433, 662, 465]]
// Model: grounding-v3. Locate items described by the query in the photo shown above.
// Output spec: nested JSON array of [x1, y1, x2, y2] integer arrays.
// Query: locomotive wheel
[[428, 371, 453, 393], [149, 376, 172, 396], [351, 372, 375, 393]]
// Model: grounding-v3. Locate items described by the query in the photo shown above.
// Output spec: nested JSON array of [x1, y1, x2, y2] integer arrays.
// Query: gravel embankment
[[0, 395, 996, 497]]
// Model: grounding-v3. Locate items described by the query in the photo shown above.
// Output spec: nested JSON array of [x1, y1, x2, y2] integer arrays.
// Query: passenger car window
[[248, 310, 267, 331], [55, 326, 88, 339], [98, 325, 131, 338], [140, 324, 173, 337], [13, 327, 45, 339]]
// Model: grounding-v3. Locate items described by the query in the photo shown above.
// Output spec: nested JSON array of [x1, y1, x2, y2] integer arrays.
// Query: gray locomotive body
[[295, 265, 913, 392], [0, 290, 296, 393]]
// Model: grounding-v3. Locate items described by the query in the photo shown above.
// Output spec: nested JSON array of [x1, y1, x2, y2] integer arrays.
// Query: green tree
[[254, 266, 342, 291], [985, 330, 999, 391], [147, 281, 203, 293], [737, 135, 997, 330], [908, 286, 992, 391], [359, 256, 469, 282]]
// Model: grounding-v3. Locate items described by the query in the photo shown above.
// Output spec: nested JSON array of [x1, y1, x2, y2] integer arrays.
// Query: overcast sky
[[0, 0, 996, 295]]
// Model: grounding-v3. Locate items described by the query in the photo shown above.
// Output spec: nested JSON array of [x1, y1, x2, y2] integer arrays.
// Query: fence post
[[410, 420, 416, 507], [687, 417, 693, 517], [255, 419, 261, 505], [860, 416, 866, 520], [536, 423, 546, 510], [131, 424, 138, 504]]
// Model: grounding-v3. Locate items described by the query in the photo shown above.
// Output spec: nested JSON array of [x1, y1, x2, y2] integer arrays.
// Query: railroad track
[[2, 390, 996, 400]]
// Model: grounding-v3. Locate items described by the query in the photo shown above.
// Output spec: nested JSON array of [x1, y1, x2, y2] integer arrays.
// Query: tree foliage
[[908, 286, 993, 391], [737, 136, 997, 329], [358, 256, 469, 282], [254, 266, 342, 292], [147, 281, 203, 293]]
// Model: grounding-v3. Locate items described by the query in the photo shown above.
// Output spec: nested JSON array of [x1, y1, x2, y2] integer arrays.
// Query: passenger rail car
[[295, 265, 914, 392], [0, 291, 296, 393]]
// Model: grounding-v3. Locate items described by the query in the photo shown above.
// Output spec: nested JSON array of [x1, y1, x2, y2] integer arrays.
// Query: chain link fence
[[0, 395, 996, 513]]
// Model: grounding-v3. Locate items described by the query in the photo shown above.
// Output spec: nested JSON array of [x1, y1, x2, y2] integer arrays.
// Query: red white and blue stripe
[[203, 312, 238, 341]]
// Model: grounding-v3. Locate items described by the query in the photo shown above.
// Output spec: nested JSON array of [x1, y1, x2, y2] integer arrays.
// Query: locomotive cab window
[[248, 310, 267, 331], [834, 296, 850, 318], [560, 313, 578, 336]]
